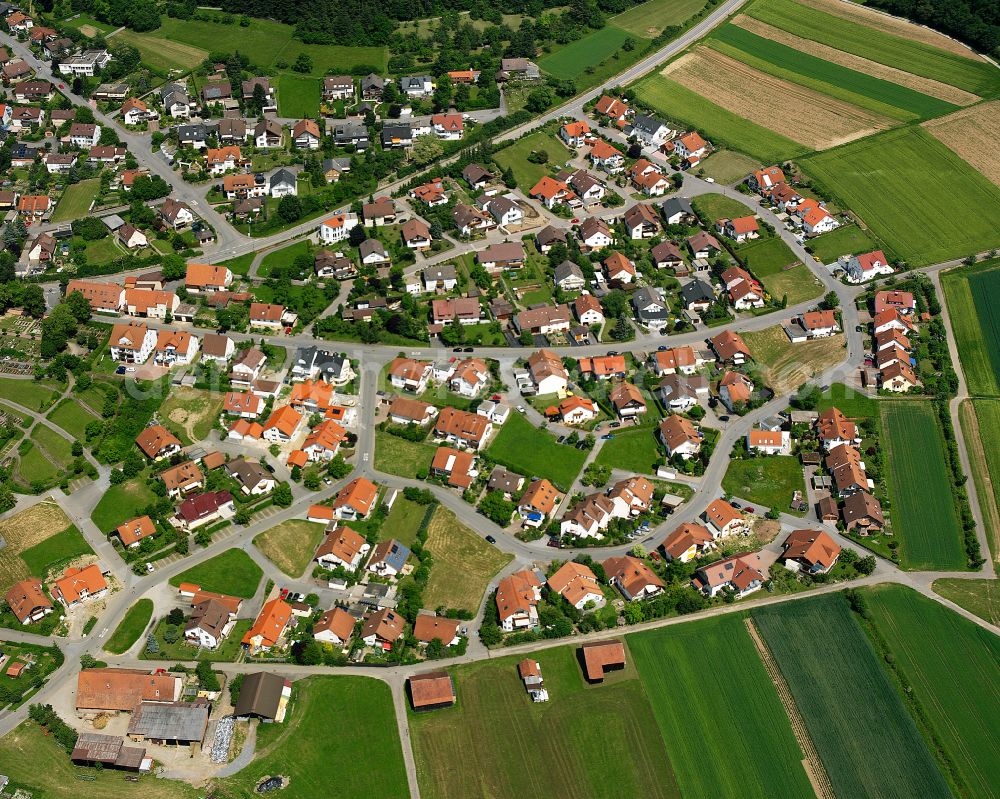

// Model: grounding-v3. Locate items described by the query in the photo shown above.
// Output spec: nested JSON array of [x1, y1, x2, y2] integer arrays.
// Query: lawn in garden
[[51, 179, 101, 223], [722, 455, 807, 515], [487, 412, 587, 491], [169, 549, 263, 598], [253, 520, 326, 578], [491, 129, 573, 193], [594, 426, 662, 474], [91, 476, 158, 533], [278, 74, 321, 118]]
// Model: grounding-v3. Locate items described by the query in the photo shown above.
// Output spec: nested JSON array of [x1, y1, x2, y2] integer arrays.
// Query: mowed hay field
[[253, 520, 327, 578], [0, 501, 76, 593], [629, 615, 813, 799], [866, 585, 1000, 798], [662, 47, 893, 150], [923, 100, 1000, 189], [753, 594, 952, 799], [800, 127, 1000, 265], [278, 74, 321, 118], [611, 0, 706, 38], [421, 506, 512, 613], [634, 73, 809, 163], [881, 401, 966, 570], [112, 29, 207, 72], [746, 0, 1000, 97], [712, 21, 966, 118], [538, 26, 632, 80], [409, 645, 681, 799], [744, 326, 845, 394], [941, 259, 1000, 397], [959, 400, 1000, 563]]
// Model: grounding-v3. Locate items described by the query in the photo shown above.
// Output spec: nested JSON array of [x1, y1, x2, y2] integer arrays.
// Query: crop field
[[611, 0, 706, 38], [46, 398, 99, 440], [807, 223, 886, 263], [753, 594, 952, 799], [51, 179, 101, 224], [867, 585, 1000, 798], [112, 29, 208, 73], [633, 73, 809, 163], [104, 598, 154, 655], [594, 426, 661, 474], [421, 506, 512, 613], [933, 578, 1000, 626], [492, 130, 573, 192], [169, 549, 263, 598], [278, 74, 321, 118], [91, 476, 157, 532], [539, 26, 632, 80], [662, 47, 892, 150], [158, 388, 224, 445], [0, 501, 78, 594], [746, 0, 1000, 97], [214, 676, 408, 799], [881, 401, 966, 570], [923, 100, 1000, 189], [800, 127, 1000, 266], [720, 18, 974, 111], [487, 412, 587, 490], [409, 645, 679, 799], [942, 260, 1000, 397], [959, 400, 1000, 562], [253, 520, 326, 578], [722, 456, 807, 514], [629, 615, 812, 798]]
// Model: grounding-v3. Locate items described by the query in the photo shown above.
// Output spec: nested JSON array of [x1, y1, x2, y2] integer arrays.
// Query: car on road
[[856, 325, 864, 332], [557, 436, 565, 443], [571, 217, 580, 224], [745, 507, 755, 514], [516, 405, 526, 413], [731, 501, 742, 509], [485, 535, 497, 544], [719, 415, 729, 422], [546, 537, 564, 548], [288, 592, 305, 603], [601, 434, 614, 440], [463, 346, 474, 352], [491, 394, 502, 401], [145, 562, 154, 573], [607, 350, 619, 357], [279, 588, 289, 599], [657, 345, 668, 351], [610, 421, 621, 428], [704, 177, 715, 183], [453, 347, 463, 352]]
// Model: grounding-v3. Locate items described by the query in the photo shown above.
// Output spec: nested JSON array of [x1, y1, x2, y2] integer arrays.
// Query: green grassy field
[[278, 74, 321, 118], [214, 676, 408, 799], [710, 24, 956, 120], [19, 525, 92, 577], [51, 179, 101, 224], [253, 520, 326, 578], [16, 442, 61, 486], [157, 388, 224, 446], [691, 192, 750, 222], [753, 593, 952, 799], [492, 130, 573, 192], [594, 426, 661, 474], [383, 496, 429, 547], [960, 399, 1000, 563], [422, 505, 513, 613], [933, 578, 1000, 626], [222, 252, 255, 277], [374, 429, 437, 479], [258, 239, 312, 278], [807, 223, 887, 263], [634, 73, 810, 163], [942, 260, 1000, 396], [611, 0, 705, 37], [487, 412, 587, 491], [91, 477, 157, 532], [629, 615, 813, 798], [539, 26, 633, 80], [722, 456, 807, 515], [737, 237, 822, 305], [747, 0, 1000, 97], [31, 426, 73, 467], [816, 382, 880, 421], [866, 584, 1000, 798], [46, 398, 99, 440], [112, 28, 208, 72], [169, 549, 263, 598], [881, 401, 966, 570], [104, 598, 154, 655], [0, 379, 59, 412], [63, 13, 117, 34], [800, 127, 1000, 266], [410, 645, 679, 799], [699, 149, 761, 183]]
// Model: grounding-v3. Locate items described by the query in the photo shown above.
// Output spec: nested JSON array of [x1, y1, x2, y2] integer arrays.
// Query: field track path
[[744, 618, 835, 799]]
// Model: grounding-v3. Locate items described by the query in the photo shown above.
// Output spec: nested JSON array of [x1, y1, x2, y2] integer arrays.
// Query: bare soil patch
[[732, 14, 980, 106], [662, 47, 892, 149], [922, 100, 1000, 189], [801, 0, 982, 58]]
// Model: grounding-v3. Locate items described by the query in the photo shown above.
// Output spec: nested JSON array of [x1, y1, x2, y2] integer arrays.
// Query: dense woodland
[[865, 0, 1000, 55]]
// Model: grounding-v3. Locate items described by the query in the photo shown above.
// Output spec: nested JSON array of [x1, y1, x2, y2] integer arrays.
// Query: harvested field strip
[[962, 400, 1000, 562], [801, 0, 985, 58], [866, 585, 1000, 799], [662, 48, 892, 150], [112, 30, 207, 73], [881, 401, 966, 570], [728, 16, 979, 107], [923, 100, 1000, 189], [744, 618, 834, 799], [753, 594, 953, 799], [748, 0, 1000, 96], [635, 73, 809, 162], [628, 615, 813, 799]]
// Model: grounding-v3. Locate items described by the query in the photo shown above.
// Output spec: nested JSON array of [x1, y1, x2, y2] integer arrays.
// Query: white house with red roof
[[845, 250, 892, 283], [318, 213, 357, 245]]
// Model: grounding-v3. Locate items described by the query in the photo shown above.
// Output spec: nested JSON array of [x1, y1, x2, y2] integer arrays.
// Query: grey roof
[[225, 457, 271, 489], [360, 238, 388, 258], [681, 279, 714, 305], [101, 214, 126, 230], [630, 113, 668, 135], [322, 157, 352, 172], [176, 123, 209, 141], [632, 286, 665, 311], [400, 76, 432, 90], [334, 121, 368, 141], [425, 264, 457, 281], [661, 197, 694, 219], [553, 260, 584, 285], [234, 672, 286, 719], [269, 168, 296, 189], [361, 74, 384, 91], [127, 701, 208, 743]]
